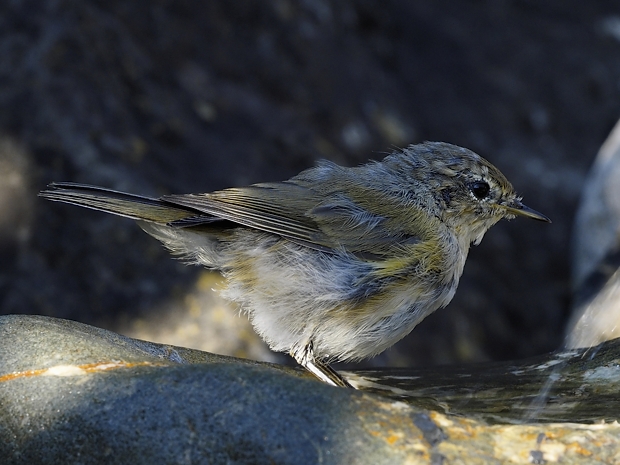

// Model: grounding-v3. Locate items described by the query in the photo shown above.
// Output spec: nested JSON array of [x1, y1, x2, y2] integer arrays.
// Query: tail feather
[[39, 182, 206, 224]]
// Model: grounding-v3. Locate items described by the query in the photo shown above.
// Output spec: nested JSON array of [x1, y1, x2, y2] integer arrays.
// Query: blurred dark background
[[1, 0, 620, 369]]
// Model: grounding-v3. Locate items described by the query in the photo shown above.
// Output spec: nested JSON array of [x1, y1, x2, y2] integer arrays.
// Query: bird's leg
[[290, 341, 353, 388]]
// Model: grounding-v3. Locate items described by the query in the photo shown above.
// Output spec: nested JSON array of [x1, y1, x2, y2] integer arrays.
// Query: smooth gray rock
[[0, 315, 431, 465], [568, 119, 620, 349], [2, 314, 620, 464]]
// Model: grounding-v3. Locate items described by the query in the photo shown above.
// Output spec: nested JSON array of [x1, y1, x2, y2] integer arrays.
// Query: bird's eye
[[470, 181, 490, 200]]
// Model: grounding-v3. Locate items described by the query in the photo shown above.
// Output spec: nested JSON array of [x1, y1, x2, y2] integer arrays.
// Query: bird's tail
[[38, 182, 200, 224]]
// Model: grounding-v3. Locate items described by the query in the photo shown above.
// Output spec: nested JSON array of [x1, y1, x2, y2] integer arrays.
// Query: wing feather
[[164, 182, 335, 249], [163, 181, 421, 256]]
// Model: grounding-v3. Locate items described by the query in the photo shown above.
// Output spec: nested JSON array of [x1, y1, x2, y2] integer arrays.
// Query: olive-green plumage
[[39, 142, 549, 387]]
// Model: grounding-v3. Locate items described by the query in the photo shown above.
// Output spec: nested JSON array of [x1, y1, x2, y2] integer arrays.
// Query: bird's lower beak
[[504, 200, 551, 222]]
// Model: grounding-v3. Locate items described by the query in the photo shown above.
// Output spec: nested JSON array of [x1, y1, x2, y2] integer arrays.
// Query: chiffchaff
[[40, 142, 549, 387]]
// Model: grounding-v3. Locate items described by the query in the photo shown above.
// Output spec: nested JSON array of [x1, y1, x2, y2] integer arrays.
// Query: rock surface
[[1, 314, 619, 464], [568, 118, 620, 349]]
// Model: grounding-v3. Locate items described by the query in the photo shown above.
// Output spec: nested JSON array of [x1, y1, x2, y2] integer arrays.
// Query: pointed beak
[[503, 199, 551, 222]]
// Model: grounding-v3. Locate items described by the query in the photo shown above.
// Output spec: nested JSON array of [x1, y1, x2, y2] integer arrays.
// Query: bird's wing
[[164, 181, 421, 255], [164, 182, 335, 252]]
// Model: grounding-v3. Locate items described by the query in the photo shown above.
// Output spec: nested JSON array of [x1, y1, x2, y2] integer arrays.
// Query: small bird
[[40, 142, 550, 387]]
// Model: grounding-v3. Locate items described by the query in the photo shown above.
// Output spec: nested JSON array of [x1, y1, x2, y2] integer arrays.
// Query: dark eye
[[470, 181, 490, 200]]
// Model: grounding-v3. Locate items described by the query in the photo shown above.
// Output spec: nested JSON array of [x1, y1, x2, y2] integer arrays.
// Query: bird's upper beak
[[503, 199, 551, 222]]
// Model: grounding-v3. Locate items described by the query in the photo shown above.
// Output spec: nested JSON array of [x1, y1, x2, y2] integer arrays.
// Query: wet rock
[[1, 314, 619, 464]]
